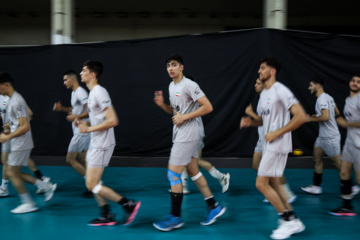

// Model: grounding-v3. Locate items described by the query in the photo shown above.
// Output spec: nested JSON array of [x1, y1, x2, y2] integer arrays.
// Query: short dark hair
[[165, 55, 184, 65], [0, 72, 14, 85], [311, 77, 324, 86], [353, 74, 360, 78], [83, 60, 103, 78], [260, 56, 281, 73], [63, 70, 77, 77]]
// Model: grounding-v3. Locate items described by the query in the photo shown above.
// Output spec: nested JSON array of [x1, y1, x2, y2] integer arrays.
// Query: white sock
[[209, 167, 223, 180], [35, 179, 50, 190], [19, 193, 34, 205], [1, 179, 9, 190]]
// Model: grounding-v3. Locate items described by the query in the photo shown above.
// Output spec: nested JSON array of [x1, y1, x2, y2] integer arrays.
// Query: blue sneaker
[[153, 215, 184, 231], [200, 205, 226, 225]]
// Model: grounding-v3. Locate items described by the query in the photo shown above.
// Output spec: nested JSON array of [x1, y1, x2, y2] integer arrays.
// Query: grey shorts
[[341, 143, 360, 171], [169, 140, 199, 166], [86, 145, 115, 168], [258, 151, 288, 177], [1, 141, 10, 153], [7, 149, 31, 167], [68, 134, 90, 153], [254, 138, 263, 153], [314, 136, 341, 157]]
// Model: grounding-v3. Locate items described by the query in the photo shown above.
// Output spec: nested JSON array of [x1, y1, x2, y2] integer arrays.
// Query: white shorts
[[254, 138, 263, 153], [68, 134, 90, 153], [7, 149, 31, 167], [169, 140, 199, 166], [86, 145, 115, 168], [258, 151, 288, 177], [1, 141, 11, 153], [314, 136, 341, 157], [341, 143, 360, 171]]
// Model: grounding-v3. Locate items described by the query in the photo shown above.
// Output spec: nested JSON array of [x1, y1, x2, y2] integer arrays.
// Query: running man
[[0, 72, 56, 213], [77, 60, 140, 226], [153, 55, 225, 231], [244, 78, 297, 203], [329, 75, 360, 216], [53, 70, 92, 197], [301, 77, 359, 195], [241, 57, 306, 239]]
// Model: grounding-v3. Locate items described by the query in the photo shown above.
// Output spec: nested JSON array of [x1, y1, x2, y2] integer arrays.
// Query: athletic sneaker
[[300, 185, 322, 195], [153, 215, 184, 231], [88, 214, 117, 226], [263, 195, 297, 204], [44, 183, 57, 202], [270, 218, 305, 239], [328, 207, 357, 216], [82, 190, 94, 198], [0, 187, 9, 197], [220, 173, 230, 193], [167, 188, 190, 195], [351, 185, 360, 196], [36, 177, 51, 194], [123, 201, 141, 225], [10, 203, 39, 214], [200, 205, 226, 225]]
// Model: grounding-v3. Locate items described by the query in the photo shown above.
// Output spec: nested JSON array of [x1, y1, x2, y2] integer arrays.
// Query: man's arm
[[0, 117, 30, 143], [308, 109, 330, 122], [240, 116, 263, 129], [265, 103, 307, 142], [53, 101, 72, 113], [337, 116, 360, 128], [172, 96, 213, 126], [245, 104, 261, 120], [78, 106, 118, 133], [154, 90, 173, 114]]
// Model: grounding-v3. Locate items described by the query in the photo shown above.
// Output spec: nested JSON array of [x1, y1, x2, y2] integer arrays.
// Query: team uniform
[[252, 95, 264, 153], [0, 95, 10, 153], [258, 82, 298, 177], [68, 87, 90, 153], [86, 85, 115, 168], [313, 93, 341, 157], [169, 77, 205, 166], [341, 94, 360, 170]]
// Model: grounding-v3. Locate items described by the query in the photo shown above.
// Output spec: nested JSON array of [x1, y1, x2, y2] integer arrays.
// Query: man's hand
[[264, 131, 280, 143], [0, 133, 9, 143], [2, 122, 10, 134], [66, 112, 76, 122], [53, 101, 62, 111], [336, 117, 348, 128], [78, 120, 89, 133], [172, 110, 186, 126], [154, 91, 164, 107], [240, 116, 252, 129]]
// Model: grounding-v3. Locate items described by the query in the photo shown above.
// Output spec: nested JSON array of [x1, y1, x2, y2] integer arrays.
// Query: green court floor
[[0, 166, 359, 240]]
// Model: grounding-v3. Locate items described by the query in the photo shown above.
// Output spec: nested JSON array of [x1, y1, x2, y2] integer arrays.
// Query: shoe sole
[[123, 201, 141, 226], [153, 222, 184, 231], [200, 207, 226, 226], [222, 174, 230, 193], [328, 211, 357, 216], [88, 222, 117, 226], [0, 195, 10, 198], [11, 207, 39, 214], [45, 184, 57, 202], [270, 223, 305, 239], [300, 187, 322, 195]]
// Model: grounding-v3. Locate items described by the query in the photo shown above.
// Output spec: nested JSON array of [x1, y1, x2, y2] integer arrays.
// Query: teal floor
[[1, 166, 359, 240]]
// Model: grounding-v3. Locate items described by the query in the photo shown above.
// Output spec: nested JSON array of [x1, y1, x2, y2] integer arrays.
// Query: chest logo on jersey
[[267, 98, 271, 104], [175, 92, 180, 97], [2, 101, 6, 106], [262, 109, 270, 116]]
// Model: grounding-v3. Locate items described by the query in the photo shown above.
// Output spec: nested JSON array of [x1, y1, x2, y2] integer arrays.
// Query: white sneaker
[[11, 203, 39, 214], [262, 196, 297, 204], [36, 177, 51, 194], [270, 218, 305, 239], [167, 187, 190, 195], [0, 187, 9, 197], [351, 185, 360, 196], [220, 173, 230, 193], [300, 185, 322, 195], [44, 183, 57, 202]]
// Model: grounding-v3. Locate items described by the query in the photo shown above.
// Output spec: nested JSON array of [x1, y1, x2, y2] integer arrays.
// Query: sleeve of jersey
[[282, 87, 299, 111], [78, 89, 89, 105], [15, 103, 27, 119], [97, 88, 112, 111], [188, 81, 205, 102], [318, 96, 329, 110]]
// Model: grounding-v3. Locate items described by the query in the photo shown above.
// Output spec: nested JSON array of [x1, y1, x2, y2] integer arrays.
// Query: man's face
[[254, 79, 265, 93], [0, 83, 8, 95], [80, 66, 91, 84], [308, 81, 318, 95], [258, 63, 273, 82], [63, 75, 73, 89], [349, 76, 360, 93], [166, 60, 183, 79]]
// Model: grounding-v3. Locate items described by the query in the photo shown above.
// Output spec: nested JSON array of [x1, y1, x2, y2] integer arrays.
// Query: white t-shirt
[[344, 94, 360, 148], [256, 99, 264, 144], [7, 91, 34, 151], [71, 86, 89, 135], [0, 95, 10, 123], [258, 82, 298, 154], [315, 93, 340, 138], [88, 85, 115, 149], [169, 77, 205, 142]]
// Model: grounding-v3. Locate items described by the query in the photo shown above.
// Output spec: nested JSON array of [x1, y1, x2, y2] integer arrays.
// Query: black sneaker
[[328, 207, 357, 216], [123, 200, 141, 225], [88, 214, 117, 226], [82, 190, 94, 198]]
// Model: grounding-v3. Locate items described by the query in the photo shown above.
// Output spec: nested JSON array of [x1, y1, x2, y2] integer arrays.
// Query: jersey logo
[[16, 105, 22, 112], [175, 92, 180, 97], [195, 87, 200, 95], [262, 109, 270, 116], [173, 105, 180, 112]]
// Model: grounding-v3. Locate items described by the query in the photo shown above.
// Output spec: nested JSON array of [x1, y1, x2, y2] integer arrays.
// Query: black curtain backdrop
[[0, 28, 359, 157]]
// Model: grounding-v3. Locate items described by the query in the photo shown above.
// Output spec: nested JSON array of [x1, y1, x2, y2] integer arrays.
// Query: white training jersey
[[88, 85, 115, 149], [0, 95, 10, 123], [256, 99, 264, 144], [315, 93, 340, 138], [169, 76, 205, 142], [258, 82, 298, 154], [7, 91, 34, 151], [71, 86, 89, 135], [343, 94, 360, 148]]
